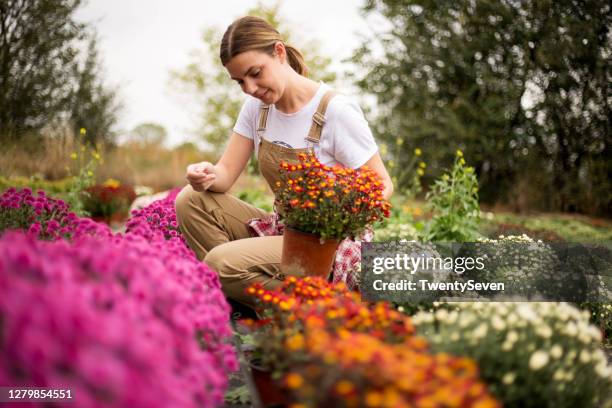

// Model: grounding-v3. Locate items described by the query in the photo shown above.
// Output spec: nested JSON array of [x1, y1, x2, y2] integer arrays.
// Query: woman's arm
[[361, 152, 394, 200], [185, 132, 254, 193], [209, 132, 254, 192]]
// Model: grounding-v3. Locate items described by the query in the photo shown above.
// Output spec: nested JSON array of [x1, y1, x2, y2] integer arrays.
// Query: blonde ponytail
[[284, 44, 308, 77], [220, 16, 309, 77]]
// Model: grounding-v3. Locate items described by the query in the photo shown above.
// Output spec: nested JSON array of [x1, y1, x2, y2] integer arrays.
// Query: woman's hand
[[186, 162, 217, 192]]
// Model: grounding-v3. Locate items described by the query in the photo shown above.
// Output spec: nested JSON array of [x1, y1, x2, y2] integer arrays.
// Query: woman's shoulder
[[326, 91, 366, 120], [237, 95, 265, 120]]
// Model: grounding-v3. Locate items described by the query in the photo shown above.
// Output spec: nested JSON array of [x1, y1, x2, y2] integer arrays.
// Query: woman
[[175, 16, 393, 309]]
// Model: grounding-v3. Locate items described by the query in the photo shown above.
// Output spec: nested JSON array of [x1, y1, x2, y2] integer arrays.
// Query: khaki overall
[[175, 91, 337, 308]]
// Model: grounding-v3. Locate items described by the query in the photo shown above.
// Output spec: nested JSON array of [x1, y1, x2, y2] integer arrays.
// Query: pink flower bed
[[0, 188, 237, 408]]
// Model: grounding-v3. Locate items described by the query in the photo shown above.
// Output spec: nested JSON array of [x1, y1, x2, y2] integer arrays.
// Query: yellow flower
[[335, 380, 354, 395], [388, 160, 395, 168], [285, 372, 303, 389], [459, 158, 466, 165], [79, 128, 87, 136], [456, 149, 463, 157], [87, 170, 93, 177], [70, 153, 77, 160], [395, 137, 404, 146], [417, 168, 425, 176], [365, 391, 383, 407], [286, 334, 304, 351], [414, 148, 422, 156], [102, 178, 121, 188], [380, 143, 388, 156], [419, 161, 426, 169], [92, 151, 101, 161]]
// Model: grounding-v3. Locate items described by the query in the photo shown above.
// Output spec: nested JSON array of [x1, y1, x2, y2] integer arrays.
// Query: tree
[[169, 1, 337, 156], [69, 35, 120, 146], [353, 0, 611, 215], [0, 0, 119, 144], [128, 122, 168, 147]]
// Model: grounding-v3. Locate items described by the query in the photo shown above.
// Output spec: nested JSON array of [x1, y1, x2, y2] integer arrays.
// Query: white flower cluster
[[374, 222, 419, 242], [412, 301, 612, 407]]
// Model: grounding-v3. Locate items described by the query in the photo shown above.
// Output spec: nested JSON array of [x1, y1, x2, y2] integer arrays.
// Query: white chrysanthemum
[[565, 322, 578, 337], [502, 341, 513, 351], [473, 323, 488, 339], [579, 350, 591, 364], [536, 325, 552, 339], [506, 331, 519, 343], [506, 311, 518, 325], [553, 369, 565, 381], [550, 345, 563, 359], [587, 325, 602, 342], [459, 315, 473, 328], [451, 332, 460, 341], [435, 308, 449, 321], [595, 362, 612, 379], [529, 350, 550, 370], [517, 304, 538, 322], [502, 372, 516, 385], [593, 349, 607, 364], [492, 315, 506, 331]]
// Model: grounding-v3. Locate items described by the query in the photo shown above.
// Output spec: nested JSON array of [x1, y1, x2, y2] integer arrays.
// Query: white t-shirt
[[233, 83, 378, 169]]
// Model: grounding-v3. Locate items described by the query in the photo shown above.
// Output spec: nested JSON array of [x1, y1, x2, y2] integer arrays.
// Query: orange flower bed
[[247, 277, 500, 408]]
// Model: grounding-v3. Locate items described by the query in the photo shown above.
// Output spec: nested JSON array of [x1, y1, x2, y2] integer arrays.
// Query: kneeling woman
[[175, 16, 393, 309]]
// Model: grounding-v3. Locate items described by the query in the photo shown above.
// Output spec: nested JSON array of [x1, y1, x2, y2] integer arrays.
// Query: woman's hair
[[220, 16, 308, 77]]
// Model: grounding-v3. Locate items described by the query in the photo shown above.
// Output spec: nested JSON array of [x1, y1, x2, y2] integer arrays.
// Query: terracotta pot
[[281, 227, 339, 278], [249, 359, 287, 408]]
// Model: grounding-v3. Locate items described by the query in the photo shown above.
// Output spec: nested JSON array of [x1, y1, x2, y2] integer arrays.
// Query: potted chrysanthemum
[[276, 153, 391, 277]]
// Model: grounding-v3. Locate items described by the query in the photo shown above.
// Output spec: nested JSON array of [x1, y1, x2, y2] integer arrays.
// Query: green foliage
[[236, 188, 273, 213], [224, 384, 251, 405], [0, 176, 74, 196], [581, 303, 612, 347], [354, 0, 611, 216], [425, 151, 480, 242], [489, 213, 612, 244], [0, 1, 119, 144], [64, 128, 101, 216], [169, 0, 337, 156]]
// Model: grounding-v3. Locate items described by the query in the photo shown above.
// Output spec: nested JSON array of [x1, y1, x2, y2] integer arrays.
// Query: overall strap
[[305, 90, 337, 144], [257, 104, 270, 133]]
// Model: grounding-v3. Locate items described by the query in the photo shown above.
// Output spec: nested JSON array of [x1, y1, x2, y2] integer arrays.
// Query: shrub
[[0, 232, 237, 408], [82, 180, 136, 220], [412, 302, 612, 408], [0, 187, 111, 240], [425, 150, 480, 242], [0, 187, 238, 407]]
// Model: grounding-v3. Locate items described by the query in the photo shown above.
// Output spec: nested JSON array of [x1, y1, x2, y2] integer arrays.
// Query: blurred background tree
[[353, 0, 610, 216], [0, 0, 119, 144], [69, 35, 120, 146], [128, 122, 168, 147], [169, 0, 337, 157]]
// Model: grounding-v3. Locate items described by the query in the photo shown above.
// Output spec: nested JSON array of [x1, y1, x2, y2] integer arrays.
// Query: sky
[[76, 0, 379, 147]]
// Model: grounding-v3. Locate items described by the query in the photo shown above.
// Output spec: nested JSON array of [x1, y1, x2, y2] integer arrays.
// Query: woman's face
[[225, 46, 286, 104]]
